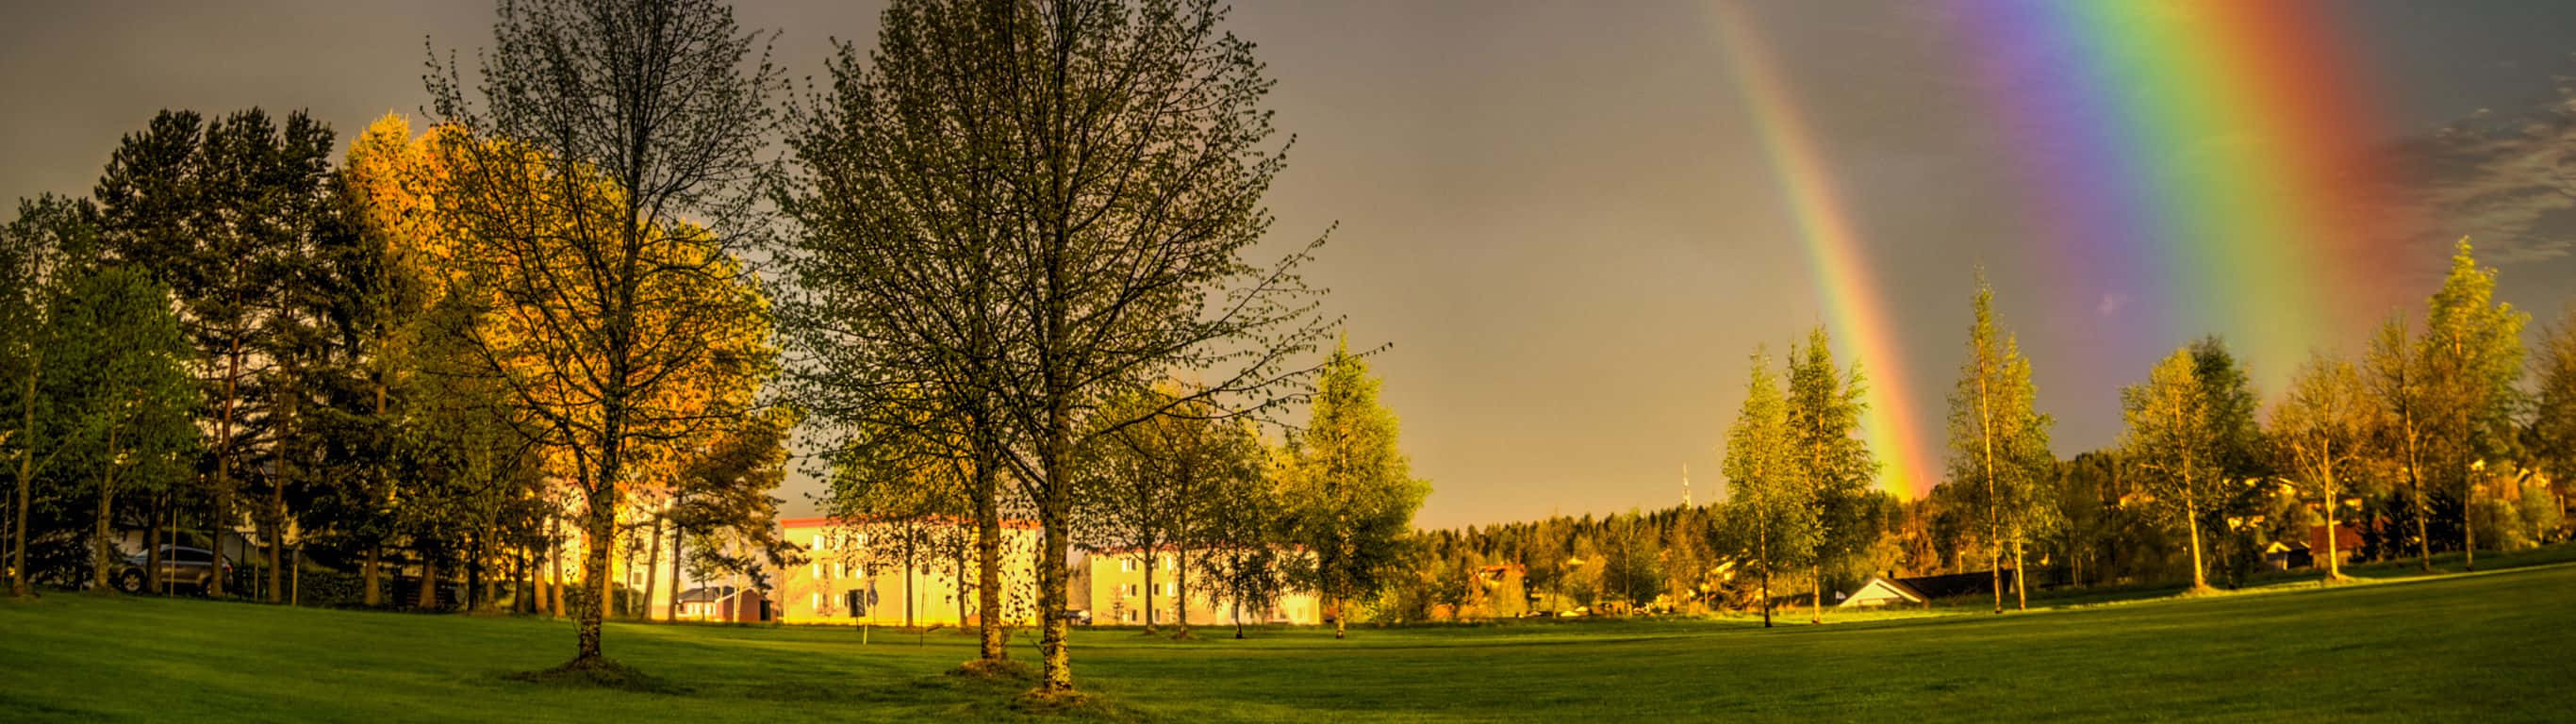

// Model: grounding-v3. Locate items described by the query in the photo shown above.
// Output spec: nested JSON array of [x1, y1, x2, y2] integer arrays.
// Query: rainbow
[[1709, 0, 2412, 498], [1709, 2, 1937, 499], [1952, 0, 2412, 387]]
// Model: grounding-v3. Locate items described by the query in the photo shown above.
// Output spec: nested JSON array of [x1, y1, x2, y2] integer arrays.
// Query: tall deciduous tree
[[1785, 328, 1876, 623], [2366, 317, 2436, 570], [2, 195, 97, 598], [2120, 340, 2257, 592], [777, 0, 1335, 692], [2415, 240, 2526, 570], [425, 0, 783, 670], [1722, 349, 1803, 628], [1281, 342, 1428, 641], [2535, 303, 2576, 493], [2269, 353, 2377, 582], [1942, 279, 2054, 612]]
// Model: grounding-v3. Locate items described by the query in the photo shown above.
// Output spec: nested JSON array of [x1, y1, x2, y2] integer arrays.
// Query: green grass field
[[6, 554, 2573, 722]]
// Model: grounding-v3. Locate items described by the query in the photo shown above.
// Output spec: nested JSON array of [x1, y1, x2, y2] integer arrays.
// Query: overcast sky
[[7, 1, 2576, 529]]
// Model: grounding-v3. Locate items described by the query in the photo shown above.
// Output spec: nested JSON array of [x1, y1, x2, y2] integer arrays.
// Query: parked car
[[115, 546, 231, 593], [1060, 609, 1094, 625]]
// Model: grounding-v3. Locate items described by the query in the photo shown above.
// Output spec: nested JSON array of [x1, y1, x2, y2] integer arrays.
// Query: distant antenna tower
[[1682, 464, 1693, 507]]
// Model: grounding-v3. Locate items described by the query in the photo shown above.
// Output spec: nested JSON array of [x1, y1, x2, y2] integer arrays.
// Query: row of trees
[[773, 0, 1426, 694], [1, 1, 803, 685], [1394, 242, 2572, 621]]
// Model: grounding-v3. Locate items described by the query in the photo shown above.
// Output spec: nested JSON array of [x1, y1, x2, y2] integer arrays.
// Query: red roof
[[2308, 523, 2363, 553]]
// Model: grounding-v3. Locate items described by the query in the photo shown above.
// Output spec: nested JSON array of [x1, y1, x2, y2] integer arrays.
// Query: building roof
[[1840, 576, 1928, 607], [1894, 570, 2013, 600], [2308, 523, 2363, 553], [675, 586, 741, 604]]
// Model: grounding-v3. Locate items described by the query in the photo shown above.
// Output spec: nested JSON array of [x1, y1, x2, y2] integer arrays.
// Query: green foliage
[[1940, 279, 2057, 605], [1722, 347, 1808, 620], [1280, 342, 1430, 631]]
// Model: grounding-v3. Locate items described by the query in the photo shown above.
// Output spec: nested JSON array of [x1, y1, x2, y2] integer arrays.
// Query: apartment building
[[1077, 548, 1321, 627], [772, 516, 1046, 626]]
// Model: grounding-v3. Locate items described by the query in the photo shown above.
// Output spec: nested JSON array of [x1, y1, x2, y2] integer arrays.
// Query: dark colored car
[[115, 545, 231, 593]]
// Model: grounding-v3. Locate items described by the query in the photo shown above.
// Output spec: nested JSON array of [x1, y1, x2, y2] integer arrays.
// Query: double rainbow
[[1711, 0, 2411, 499]]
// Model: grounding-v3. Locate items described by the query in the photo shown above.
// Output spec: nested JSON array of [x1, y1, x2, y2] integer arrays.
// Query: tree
[[2536, 303, 2576, 495], [425, 0, 783, 669], [1941, 279, 2055, 612], [93, 108, 339, 598], [49, 267, 200, 591], [1280, 342, 1429, 640], [2367, 317, 2436, 570], [1080, 387, 1263, 636], [2415, 240, 2527, 570], [1784, 328, 1876, 623], [776, 0, 1336, 692], [2269, 353, 2378, 582], [664, 408, 794, 622], [1722, 349, 1805, 627], [1197, 440, 1292, 638], [2, 195, 98, 597], [2119, 340, 2257, 592]]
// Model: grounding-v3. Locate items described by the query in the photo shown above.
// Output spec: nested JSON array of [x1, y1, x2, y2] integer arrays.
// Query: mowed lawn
[[6, 560, 2574, 722]]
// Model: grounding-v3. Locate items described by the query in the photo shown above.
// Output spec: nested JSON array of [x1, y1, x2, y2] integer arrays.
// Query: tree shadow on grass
[[504, 657, 680, 694]]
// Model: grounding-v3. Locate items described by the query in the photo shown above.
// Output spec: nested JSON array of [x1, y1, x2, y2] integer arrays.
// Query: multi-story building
[[1075, 548, 1321, 627], [772, 516, 1046, 626]]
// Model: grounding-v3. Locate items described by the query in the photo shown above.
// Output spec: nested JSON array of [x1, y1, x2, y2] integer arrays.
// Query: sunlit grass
[[6, 551, 2574, 722]]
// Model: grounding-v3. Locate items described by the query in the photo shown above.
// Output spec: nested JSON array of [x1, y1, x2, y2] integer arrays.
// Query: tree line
[[6, 0, 1432, 698], [1395, 243, 2572, 623]]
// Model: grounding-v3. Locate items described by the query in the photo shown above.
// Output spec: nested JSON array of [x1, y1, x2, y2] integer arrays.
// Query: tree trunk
[[418, 558, 438, 610], [211, 334, 241, 598], [2464, 496, 2477, 571], [1175, 544, 1190, 636], [972, 454, 1007, 661], [2011, 539, 2027, 611], [973, 451, 1004, 659], [641, 507, 664, 621], [11, 354, 40, 598], [549, 521, 565, 617], [1810, 564, 1823, 624], [1759, 528, 1772, 628], [1141, 547, 1156, 633], [904, 527, 916, 629], [2185, 494, 2207, 590], [148, 508, 165, 596], [93, 449, 116, 592], [2323, 464, 2342, 583], [1038, 509, 1074, 692], [667, 516, 684, 623], [363, 546, 382, 607], [576, 439, 620, 662], [1332, 593, 1346, 639]]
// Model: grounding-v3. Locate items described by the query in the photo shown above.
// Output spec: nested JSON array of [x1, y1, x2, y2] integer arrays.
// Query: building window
[[1159, 583, 1175, 597], [811, 592, 820, 610], [811, 534, 822, 551], [1125, 584, 1139, 598], [810, 563, 819, 579], [1120, 558, 1135, 572], [834, 562, 845, 579]]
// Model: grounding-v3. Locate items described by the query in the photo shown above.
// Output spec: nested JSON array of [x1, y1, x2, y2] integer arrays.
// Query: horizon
[[8, 1, 2576, 530]]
